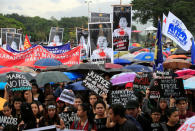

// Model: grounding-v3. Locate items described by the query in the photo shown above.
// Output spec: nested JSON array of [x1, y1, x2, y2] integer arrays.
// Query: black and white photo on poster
[[59, 89, 75, 105], [113, 5, 132, 51], [6, 33, 21, 51], [48, 27, 64, 46], [90, 12, 110, 22], [89, 22, 113, 63], [76, 27, 89, 59], [1, 28, 16, 47]]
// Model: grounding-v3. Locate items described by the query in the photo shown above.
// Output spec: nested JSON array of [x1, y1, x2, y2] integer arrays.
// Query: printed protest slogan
[[59, 112, 79, 129], [91, 12, 110, 22], [0, 45, 81, 67], [82, 70, 111, 96], [59, 89, 75, 105], [0, 116, 18, 126], [113, 6, 132, 51]]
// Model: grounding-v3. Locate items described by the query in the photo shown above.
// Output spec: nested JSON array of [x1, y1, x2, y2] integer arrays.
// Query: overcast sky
[[0, 0, 152, 30]]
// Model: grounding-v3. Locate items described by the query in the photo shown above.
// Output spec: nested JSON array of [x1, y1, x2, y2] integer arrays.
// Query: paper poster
[[59, 89, 75, 105], [48, 27, 64, 46], [1, 28, 16, 46], [6, 33, 22, 51]]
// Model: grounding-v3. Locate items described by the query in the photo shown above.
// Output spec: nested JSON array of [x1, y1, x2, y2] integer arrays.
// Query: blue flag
[[191, 39, 195, 64], [153, 19, 164, 72]]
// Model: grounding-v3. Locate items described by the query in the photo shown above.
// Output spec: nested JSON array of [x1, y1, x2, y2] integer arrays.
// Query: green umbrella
[[35, 71, 70, 87]]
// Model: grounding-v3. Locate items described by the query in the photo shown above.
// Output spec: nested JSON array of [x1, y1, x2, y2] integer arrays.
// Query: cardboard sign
[[133, 73, 151, 92], [59, 89, 75, 105], [110, 90, 137, 106], [155, 71, 173, 79], [82, 70, 111, 96], [0, 116, 18, 126], [59, 112, 79, 129], [6, 72, 31, 91]]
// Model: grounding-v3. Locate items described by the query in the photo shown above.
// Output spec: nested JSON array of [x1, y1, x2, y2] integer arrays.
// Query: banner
[[48, 27, 64, 46], [59, 112, 79, 129], [6, 33, 22, 51], [82, 70, 111, 96], [24, 125, 82, 131], [1, 28, 16, 45], [177, 116, 195, 131], [110, 90, 137, 106], [6, 43, 71, 54], [0, 45, 81, 67], [90, 12, 110, 22], [6, 72, 32, 91], [163, 12, 193, 51], [113, 5, 132, 51], [76, 27, 89, 59], [59, 89, 75, 105], [89, 22, 113, 63]]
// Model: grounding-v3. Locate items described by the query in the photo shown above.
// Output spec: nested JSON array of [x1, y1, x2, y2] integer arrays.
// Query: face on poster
[[1, 28, 16, 45], [89, 22, 113, 63], [90, 12, 110, 22], [49, 27, 64, 43], [113, 6, 132, 51], [6, 33, 21, 51]]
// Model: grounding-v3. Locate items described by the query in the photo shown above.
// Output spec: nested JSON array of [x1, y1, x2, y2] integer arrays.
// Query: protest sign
[[113, 5, 132, 51], [0, 115, 18, 126], [6, 32, 21, 51], [133, 72, 151, 92], [82, 70, 111, 96], [155, 71, 173, 79], [177, 116, 195, 131], [90, 12, 110, 22], [24, 125, 82, 131], [0, 45, 81, 67], [6, 72, 32, 91], [49, 27, 64, 43], [59, 89, 75, 105], [59, 112, 79, 129], [110, 90, 137, 106], [1, 28, 16, 45]]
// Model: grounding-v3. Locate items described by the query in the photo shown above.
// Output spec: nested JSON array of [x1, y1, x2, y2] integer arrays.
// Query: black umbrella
[[172, 47, 191, 55], [129, 47, 143, 53], [41, 65, 69, 72], [0, 72, 34, 82]]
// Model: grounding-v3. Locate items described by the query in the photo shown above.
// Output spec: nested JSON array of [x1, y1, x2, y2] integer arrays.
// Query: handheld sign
[[0, 116, 18, 126], [6, 72, 32, 91], [59, 112, 79, 129], [110, 90, 137, 106], [82, 70, 111, 96], [59, 89, 75, 105], [155, 71, 173, 79]]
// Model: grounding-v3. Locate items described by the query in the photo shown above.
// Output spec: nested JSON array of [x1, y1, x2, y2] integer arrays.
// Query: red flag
[[24, 34, 32, 50]]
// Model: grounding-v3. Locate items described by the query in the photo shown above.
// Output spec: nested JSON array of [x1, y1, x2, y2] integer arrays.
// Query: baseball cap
[[126, 100, 139, 109], [125, 82, 133, 89]]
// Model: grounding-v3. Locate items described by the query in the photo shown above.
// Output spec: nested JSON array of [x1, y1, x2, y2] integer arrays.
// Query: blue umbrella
[[68, 81, 87, 91], [114, 58, 131, 65], [34, 58, 62, 66], [134, 52, 154, 62], [124, 64, 152, 72], [0, 82, 7, 90], [63, 72, 82, 81]]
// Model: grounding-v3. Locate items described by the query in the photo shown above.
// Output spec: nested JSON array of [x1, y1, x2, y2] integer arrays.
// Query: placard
[[6, 32, 21, 51], [113, 6, 132, 51], [0, 116, 18, 126], [110, 90, 137, 106], [90, 12, 110, 22], [6, 72, 32, 91], [1, 28, 16, 45], [133, 73, 151, 92], [59, 112, 79, 129], [155, 71, 173, 79], [48, 27, 64, 46], [59, 89, 75, 105], [82, 70, 111, 96]]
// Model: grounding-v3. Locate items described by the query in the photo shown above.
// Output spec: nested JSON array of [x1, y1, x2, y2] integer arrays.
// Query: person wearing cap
[[175, 97, 195, 124], [126, 100, 150, 131], [125, 82, 133, 91]]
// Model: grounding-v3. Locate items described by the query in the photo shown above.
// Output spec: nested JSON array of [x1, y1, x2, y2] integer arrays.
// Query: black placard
[[156, 71, 173, 79], [59, 112, 79, 129], [82, 70, 111, 96], [110, 90, 137, 106], [6, 72, 32, 91], [133, 73, 151, 92]]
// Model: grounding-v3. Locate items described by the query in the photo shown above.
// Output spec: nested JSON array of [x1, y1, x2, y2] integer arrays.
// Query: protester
[[89, 92, 98, 113], [149, 108, 163, 131], [56, 97, 65, 114], [158, 98, 168, 122], [31, 83, 44, 103], [30, 101, 43, 127], [73, 94, 83, 110]]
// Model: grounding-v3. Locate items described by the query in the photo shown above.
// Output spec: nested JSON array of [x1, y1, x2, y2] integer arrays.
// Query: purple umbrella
[[110, 72, 137, 85]]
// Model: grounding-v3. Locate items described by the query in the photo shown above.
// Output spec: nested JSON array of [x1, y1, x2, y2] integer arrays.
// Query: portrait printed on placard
[[1, 28, 16, 46], [113, 6, 132, 51], [89, 22, 113, 63], [6, 33, 21, 51], [48, 27, 64, 46]]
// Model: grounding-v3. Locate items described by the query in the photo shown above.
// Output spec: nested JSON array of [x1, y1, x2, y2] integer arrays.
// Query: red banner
[[0, 45, 81, 67]]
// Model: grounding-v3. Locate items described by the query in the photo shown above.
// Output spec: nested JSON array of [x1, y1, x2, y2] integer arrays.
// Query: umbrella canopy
[[172, 47, 191, 55], [0, 67, 22, 74], [63, 72, 82, 81], [168, 55, 187, 59], [176, 75, 194, 80], [183, 77, 195, 90], [0, 72, 34, 82], [106, 68, 132, 75], [0, 82, 7, 90], [124, 64, 152, 72], [114, 58, 131, 65], [175, 69, 195, 77], [129, 47, 143, 53], [13, 66, 35, 73], [105, 63, 123, 69], [68, 81, 87, 90], [163, 59, 191, 69], [34, 58, 62, 66], [41, 65, 69, 72], [110, 72, 137, 85], [35, 71, 70, 87], [132, 43, 141, 47], [134, 52, 154, 62], [120, 53, 135, 61]]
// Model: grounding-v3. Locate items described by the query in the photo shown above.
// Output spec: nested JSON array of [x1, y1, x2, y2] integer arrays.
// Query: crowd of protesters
[[0, 73, 194, 131]]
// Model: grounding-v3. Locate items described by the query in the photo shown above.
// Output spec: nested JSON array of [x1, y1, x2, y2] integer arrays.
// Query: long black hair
[[79, 103, 94, 124]]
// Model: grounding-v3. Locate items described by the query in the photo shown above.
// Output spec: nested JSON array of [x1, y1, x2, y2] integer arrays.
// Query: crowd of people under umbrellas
[[0, 69, 194, 131]]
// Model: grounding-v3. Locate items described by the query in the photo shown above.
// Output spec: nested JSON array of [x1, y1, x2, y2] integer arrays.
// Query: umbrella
[[168, 55, 187, 59], [67, 63, 105, 74], [120, 53, 135, 61], [41, 65, 69, 72], [163, 59, 191, 69], [0, 72, 34, 82], [105, 63, 123, 69], [110, 72, 137, 85], [129, 47, 143, 53], [175, 69, 195, 77], [176, 75, 194, 80], [106, 68, 132, 75], [35, 71, 70, 87], [134, 52, 154, 62], [34, 58, 62, 66], [114, 58, 131, 65], [172, 47, 191, 55], [0, 67, 22, 74], [68, 81, 87, 90], [13, 66, 35, 73], [132, 43, 141, 47], [63, 72, 82, 81], [183, 77, 195, 90], [0, 82, 7, 90], [124, 64, 152, 72]]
